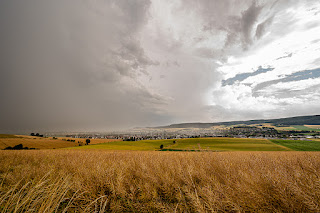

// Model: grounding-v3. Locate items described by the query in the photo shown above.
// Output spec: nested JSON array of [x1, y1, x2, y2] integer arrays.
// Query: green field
[[3, 134, 319, 151], [270, 139, 320, 151], [70, 139, 175, 151], [163, 138, 289, 151], [292, 125, 320, 132], [71, 137, 290, 151]]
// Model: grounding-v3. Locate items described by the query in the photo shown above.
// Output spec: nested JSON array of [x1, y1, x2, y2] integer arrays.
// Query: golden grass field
[[0, 135, 122, 150], [1, 150, 320, 212], [0, 135, 77, 149]]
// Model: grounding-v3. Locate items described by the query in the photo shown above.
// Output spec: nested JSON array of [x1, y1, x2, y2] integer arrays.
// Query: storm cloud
[[0, 0, 319, 133], [0, 0, 165, 132]]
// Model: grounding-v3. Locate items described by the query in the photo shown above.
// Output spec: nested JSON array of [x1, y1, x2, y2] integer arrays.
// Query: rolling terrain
[[157, 115, 320, 129], [69, 137, 320, 152], [0, 134, 122, 150], [2, 134, 320, 152], [70, 137, 290, 151], [0, 134, 77, 149], [2, 134, 320, 212], [271, 139, 320, 151]]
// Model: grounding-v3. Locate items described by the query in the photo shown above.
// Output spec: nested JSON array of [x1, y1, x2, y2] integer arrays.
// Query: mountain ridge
[[155, 115, 320, 129]]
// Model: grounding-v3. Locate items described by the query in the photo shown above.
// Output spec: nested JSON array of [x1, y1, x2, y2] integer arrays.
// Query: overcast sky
[[0, 0, 319, 133]]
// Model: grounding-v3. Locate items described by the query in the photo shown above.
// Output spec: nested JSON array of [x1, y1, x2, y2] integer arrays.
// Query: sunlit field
[[69, 139, 175, 151], [0, 135, 77, 149], [0, 135, 122, 150], [271, 139, 320, 151], [1, 150, 320, 212], [2, 135, 320, 212], [70, 137, 290, 151], [2, 135, 320, 152], [161, 138, 289, 151], [57, 137, 122, 145]]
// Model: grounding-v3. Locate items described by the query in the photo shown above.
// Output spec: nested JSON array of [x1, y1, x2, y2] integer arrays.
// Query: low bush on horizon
[[1, 150, 320, 212], [4, 143, 36, 150]]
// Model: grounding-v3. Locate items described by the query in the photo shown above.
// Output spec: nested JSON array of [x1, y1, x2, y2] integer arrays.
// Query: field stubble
[[1, 150, 320, 212]]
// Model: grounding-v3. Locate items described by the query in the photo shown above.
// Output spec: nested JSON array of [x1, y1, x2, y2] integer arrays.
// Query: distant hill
[[156, 115, 320, 129]]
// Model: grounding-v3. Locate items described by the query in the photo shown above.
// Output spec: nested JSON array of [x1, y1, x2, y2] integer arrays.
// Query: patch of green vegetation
[[72, 138, 290, 151], [159, 149, 219, 152], [168, 138, 289, 151], [69, 139, 175, 151], [301, 133, 320, 136], [0, 134, 19, 138], [292, 126, 320, 132], [270, 139, 320, 151]]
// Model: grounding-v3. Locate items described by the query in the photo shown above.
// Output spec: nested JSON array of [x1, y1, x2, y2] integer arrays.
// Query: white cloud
[[210, 0, 320, 120]]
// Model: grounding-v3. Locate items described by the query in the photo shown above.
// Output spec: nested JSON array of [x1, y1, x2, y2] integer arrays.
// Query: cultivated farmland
[[69, 139, 174, 151], [160, 137, 289, 151], [1, 150, 320, 212], [270, 139, 320, 151], [58, 137, 122, 145], [0, 135, 77, 149], [0, 134, 122, 150], [70, 137, 290, 151]]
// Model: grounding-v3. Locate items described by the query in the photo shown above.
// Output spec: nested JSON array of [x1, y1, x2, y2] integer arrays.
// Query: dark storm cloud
[[240, 1, 262, 47], [0, 0, 166, 133], [184, 0, 275, 55]]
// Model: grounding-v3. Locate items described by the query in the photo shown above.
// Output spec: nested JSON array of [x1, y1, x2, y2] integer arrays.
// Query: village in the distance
[[39, 115, 320, 142]]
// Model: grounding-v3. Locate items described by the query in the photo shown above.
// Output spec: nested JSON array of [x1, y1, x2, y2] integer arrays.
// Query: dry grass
[[1, 150, 320, 212], [0, 135, 77, 149]]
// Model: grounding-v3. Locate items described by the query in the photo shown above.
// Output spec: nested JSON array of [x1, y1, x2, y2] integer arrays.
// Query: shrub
[[85, 139, 91, 145], [4, 144, 32, 150]]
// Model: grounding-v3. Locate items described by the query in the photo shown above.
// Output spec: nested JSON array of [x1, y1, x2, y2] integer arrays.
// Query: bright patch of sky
[[207, 1, 320, 120]]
